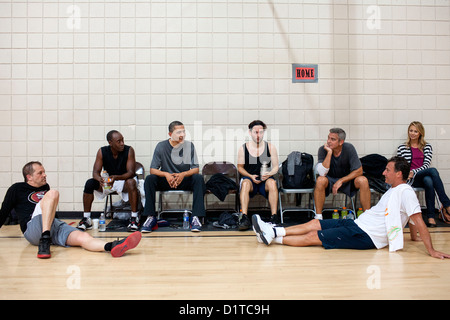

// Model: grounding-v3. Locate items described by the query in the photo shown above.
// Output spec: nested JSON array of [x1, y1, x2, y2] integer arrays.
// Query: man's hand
[[250, 174, 260, 184], [332, 179, 343, 195], [429, 249, 450, 260], [172, 172, 186, 188]]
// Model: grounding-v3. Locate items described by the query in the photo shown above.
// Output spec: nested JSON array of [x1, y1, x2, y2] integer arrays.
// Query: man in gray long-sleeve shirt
[[141, 121, 206, 232]]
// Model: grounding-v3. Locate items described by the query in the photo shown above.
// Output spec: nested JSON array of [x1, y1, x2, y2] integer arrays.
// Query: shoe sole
[[110, 231, 142, 258], [37, 253, 51, 259], [251, 214, 269, 245]]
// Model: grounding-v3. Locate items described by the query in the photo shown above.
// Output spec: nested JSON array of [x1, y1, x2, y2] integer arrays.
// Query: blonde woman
[[397, 121, 450, 227]]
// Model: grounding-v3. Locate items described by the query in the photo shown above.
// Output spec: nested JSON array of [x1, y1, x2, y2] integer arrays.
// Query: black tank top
[[243, 141, 271, 175], [101, 145, 130, 176]]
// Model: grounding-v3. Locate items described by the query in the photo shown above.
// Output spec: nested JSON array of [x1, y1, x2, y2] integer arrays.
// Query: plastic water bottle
[[101, 170, 111, 190], [99, 212, 106, 232], [341, 207, 348, 219], [183, 210, 190, 229], [332, 209, 340, 219]]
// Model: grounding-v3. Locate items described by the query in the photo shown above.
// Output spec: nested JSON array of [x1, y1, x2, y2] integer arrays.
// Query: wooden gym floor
[[0, 218, 449, 301]]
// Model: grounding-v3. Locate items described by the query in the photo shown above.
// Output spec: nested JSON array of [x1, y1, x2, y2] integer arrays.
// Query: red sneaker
[[110, 231, 142, 258]]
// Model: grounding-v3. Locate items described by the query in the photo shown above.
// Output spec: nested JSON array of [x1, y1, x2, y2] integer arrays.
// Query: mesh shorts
[[318, 219, 376, 250], [24, 204, 78, 247]]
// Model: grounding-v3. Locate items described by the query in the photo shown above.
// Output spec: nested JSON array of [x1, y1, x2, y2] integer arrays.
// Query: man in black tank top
[[77, 130, 139, 232], [237, 120, 279, 230]]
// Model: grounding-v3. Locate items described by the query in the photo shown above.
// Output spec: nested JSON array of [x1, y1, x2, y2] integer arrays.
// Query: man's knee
[[265, 179, 277, 192], [315, 176, 328, 190], [125, 178, 137, 190], [44, 189, 59, 202], [354, 176, 369, 190], [144, 174, 158, 187], [241, 179, 252, 193], [84, 178, 100, 194]]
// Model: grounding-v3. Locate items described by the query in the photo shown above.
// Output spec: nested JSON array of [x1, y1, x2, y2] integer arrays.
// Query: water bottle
[[183, 210, 190, 229], [357, 208, 364, 218], [260, 161, 269, 180], [99, 212, 106, 232], [332, 209, 340, 219], [341, 207, 348, 219], [101, 170, 111, 190]]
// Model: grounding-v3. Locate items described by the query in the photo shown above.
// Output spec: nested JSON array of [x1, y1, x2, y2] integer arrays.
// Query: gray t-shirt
[[317, 142, 361, 179], [150, 139, 199, 174]]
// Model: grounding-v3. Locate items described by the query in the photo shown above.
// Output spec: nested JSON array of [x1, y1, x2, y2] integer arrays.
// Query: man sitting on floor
[[252, 156, 450, 260], [0, 161, 141, 259]]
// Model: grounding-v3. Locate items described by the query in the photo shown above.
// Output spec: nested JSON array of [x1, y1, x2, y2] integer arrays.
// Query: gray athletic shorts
[[23, 204, 78, 247]]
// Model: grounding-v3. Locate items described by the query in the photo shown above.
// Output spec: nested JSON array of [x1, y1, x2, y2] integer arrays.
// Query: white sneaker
[[251, 214, 275, 245]]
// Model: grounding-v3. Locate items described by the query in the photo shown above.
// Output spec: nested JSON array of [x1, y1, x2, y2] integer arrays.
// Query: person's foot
[[37, 234, 51, 259], [127, 216, 139, 232], [238, 213, 251, 231], [76, 217, 92, 231], [190, 216, 202, 232], [428, 218, 437, 228], [252, 214, 275, 245], [141, 216, 157, 233], [110, 231, 142, 258]]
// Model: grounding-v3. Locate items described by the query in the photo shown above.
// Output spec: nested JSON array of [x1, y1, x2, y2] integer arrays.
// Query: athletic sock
[[84, 212, 91, 218], [104, 242, 112, 252], [274, 237, 283, 244], [274, 227, 286, 237], [131, 211, 138, 218], [41, 230, 50, 238]]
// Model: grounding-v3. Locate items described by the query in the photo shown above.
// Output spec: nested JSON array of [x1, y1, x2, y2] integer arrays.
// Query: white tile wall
[[0, 1, 449, 212]]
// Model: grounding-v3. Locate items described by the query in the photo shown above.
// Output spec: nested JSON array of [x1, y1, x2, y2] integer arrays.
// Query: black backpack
[[281, 152, 314, 189]]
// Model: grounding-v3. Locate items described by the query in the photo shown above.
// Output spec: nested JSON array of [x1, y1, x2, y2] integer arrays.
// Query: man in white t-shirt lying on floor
[[252, 156, 450, 260]]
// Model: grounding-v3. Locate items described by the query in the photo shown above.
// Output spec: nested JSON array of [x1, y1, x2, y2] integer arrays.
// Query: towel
[[287, 151, 302, 176], [384, 184, 410, 252]]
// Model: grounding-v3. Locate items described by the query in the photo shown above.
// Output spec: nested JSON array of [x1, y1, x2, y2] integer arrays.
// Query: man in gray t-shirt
[[314, 128, 371, 220], [142, 121, 205, 232]]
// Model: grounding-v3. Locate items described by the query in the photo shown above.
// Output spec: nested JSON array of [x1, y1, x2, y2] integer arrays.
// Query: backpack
[[360, 154, 389, 193], [281, 152, 314, 189]]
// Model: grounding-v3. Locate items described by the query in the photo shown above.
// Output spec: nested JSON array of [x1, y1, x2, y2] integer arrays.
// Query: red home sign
[[292, 64, 318, 83]]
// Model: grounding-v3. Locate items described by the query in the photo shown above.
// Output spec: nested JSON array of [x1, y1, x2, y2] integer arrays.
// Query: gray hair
[[329, 128, 346, 141]]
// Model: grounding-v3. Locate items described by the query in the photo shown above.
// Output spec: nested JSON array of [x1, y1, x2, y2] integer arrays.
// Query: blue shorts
[[317, 219, 375, 250], [240, 176, 275, 199]]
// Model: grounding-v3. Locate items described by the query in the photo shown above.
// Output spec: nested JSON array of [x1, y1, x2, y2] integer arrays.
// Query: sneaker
[[252, 226, 264, 244], [110, 231, 142, 258], [270, 214, 280, 225], [252, 214, 275, 245], [141, 216, 157, 233], [37, 234, 51, 259], [127, 216, 139, 232], [238, 213, 251, 231], [190, 216, 202, 232], [76, 217, 92, 231]]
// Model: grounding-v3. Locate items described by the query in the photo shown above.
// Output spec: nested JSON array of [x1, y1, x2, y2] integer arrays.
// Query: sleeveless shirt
[[101, 145, 130, 176], [243, 141, 271, 175]]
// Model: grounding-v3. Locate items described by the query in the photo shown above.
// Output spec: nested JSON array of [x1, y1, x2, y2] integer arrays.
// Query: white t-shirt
[[355, 184, 421, 249]]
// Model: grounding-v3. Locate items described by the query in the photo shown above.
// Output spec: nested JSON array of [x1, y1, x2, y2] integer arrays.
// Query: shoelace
[[191, 216, 201, 227], [142, 216, 154, 227]]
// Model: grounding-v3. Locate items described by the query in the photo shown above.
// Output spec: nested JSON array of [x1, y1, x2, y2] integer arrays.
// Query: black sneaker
[[127, 216, 139, 232], [270, 214, 280, 225], [37, 234, 51, 259], [76, 217, 92, 231], [238, 213, 251, 231], [110, 231, 142, 258]]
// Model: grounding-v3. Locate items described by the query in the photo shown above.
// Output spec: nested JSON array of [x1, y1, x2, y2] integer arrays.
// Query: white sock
[[274, 237, 283, 244], [274, 227, 286, 237], [84, 212, 91, 218], [314, 213, 323, 220], [131, 211, 138, 218]]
